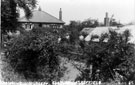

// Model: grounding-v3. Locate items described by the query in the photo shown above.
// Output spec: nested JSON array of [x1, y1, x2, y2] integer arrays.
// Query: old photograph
[[1, 0, 135, 85]]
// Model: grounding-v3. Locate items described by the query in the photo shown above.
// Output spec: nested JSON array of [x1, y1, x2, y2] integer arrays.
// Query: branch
[[70, 61, 84, 73]]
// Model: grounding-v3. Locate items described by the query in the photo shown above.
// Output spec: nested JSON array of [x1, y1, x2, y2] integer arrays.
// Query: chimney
[[59, 8, 62, 20], [106, 12, 108, 18], [104, 12, 109, 26]]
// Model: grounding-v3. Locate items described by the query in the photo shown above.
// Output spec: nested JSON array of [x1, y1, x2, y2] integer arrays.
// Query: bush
[[3, 27, 63, 82], [73, 30, 135, 83]]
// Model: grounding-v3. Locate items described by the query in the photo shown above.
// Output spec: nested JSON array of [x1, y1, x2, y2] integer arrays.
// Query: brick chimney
[[59, 8, 62, 21]]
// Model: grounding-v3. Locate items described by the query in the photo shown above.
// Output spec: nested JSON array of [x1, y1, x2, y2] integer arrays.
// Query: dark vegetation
[[2, 19, 135, 85], [75, 30, 135, 83], [1, 0, 36, 33], [60, 24, 135, 84], [2, 25, 135, 85], [3, 27, 64, 83]]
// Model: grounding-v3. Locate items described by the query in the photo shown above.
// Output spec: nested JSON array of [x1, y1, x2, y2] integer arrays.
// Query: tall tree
[[1, 0, 37, 33]]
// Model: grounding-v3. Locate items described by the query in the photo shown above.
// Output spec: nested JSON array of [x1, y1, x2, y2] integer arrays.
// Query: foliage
[[76, 30, 135, 83], [1, 0, 37, 33], [82, 19, 99, 28], [68, 19, 99, 32], [60, 28, 135, 83], [4, 27, 63, 82], [110, 20, 122, 26], [62, 19, 99, 44]]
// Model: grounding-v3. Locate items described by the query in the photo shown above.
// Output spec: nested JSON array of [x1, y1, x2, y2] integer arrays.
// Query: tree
[[1, 0, 37, 33], [4, 27, 64, 83], [62, 21, 81, 44], [75, 30, 135, 84], [60, 28, 135, 84], [82, 19, 98, 28]]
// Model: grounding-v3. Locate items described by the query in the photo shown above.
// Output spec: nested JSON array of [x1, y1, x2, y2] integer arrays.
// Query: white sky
[[22, 0, 135, 24]]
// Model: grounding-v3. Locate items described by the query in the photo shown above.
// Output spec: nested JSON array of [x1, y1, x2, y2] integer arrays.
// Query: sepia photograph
[[0, 0, 135, 85]]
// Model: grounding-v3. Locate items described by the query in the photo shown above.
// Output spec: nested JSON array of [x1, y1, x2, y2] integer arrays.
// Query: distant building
[[18, 8, 65, 30], [104, 12, 110, 26]]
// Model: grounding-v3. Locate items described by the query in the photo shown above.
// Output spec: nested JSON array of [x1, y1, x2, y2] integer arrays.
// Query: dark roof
[[18, 10, 65, 24]]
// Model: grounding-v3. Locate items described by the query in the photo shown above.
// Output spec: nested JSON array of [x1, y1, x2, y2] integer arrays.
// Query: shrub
[[73, 30, 135, 83], [3, 27, 63, 82]]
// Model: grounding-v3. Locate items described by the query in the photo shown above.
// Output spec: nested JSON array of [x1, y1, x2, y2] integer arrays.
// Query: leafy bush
[[61, 29, 135, 83], [79, 30, 135, 83], [3, 27, 63, 82]]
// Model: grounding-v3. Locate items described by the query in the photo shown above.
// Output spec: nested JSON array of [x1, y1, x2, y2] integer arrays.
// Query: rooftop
[[18, 10, 65, 24], [84, 25, 135, 43]]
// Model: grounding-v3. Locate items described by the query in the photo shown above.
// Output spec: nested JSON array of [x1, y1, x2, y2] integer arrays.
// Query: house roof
[[85, 26, 115, 41], [84, 25, 135, 43], [18, 10, 65, 24]]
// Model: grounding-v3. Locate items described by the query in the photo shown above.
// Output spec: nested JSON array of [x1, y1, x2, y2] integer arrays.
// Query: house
[[18, 8, 65, 30]]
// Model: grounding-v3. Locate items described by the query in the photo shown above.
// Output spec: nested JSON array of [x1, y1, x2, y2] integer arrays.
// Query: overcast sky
[[23, 0, 135, 24]]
